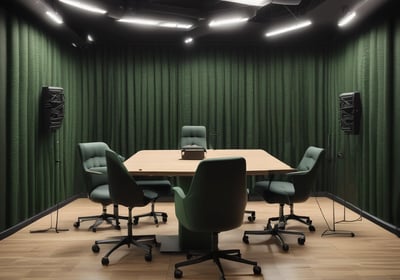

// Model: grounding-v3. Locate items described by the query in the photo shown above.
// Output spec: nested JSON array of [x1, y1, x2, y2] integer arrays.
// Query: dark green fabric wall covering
[[1, 9, 399, 232]]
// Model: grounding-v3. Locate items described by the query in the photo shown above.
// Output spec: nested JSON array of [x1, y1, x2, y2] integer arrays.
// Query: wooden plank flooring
[[1, 197, 399, 280]]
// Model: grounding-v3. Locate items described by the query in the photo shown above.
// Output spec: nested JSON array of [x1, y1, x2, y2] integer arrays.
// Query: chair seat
[[143, 189, 158, 201], [255, 181, 295, 196], [89, 184, 112, 204]]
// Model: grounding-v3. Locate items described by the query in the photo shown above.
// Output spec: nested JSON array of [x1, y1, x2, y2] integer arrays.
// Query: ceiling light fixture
[[338, 12, 356, 27], [46, 11, 63, 24], [118, 17, 193, 29], [265, 20, 312, 37], [87, 34, 94, 42], [59, 0, 107, 14], [184, 37, 193, 44], [222, 0, 271, 6], [209, 17, 249, 28]]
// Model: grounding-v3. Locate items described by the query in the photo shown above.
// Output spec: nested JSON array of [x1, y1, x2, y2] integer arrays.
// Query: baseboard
[[314, 192, 400, 238], [0, 194, 82, 240]]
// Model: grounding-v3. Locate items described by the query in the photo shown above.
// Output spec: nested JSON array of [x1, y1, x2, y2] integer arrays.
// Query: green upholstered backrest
[[105, 150, 147, 208], [174, 157, 247, 233], [180, 125, 207, 149], [78, 142, 109, 193], [291, 146, 325, 202]]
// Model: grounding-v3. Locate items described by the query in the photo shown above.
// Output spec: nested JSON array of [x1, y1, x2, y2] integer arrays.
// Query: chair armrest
[[172, 186, 186, 199], [287, 170, 308, 176], [85, 169, 104, 175]]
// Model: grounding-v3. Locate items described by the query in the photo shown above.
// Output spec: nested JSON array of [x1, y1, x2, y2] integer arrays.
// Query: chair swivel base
[[133, 201, 168, 226], [243, 222, 306, 252], [283, 213, 316, 232], [92, 234, 158, 265], [73, 213, 121, 232]]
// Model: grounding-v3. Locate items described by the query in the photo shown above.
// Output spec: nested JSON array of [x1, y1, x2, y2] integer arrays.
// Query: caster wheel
[[298, 237, 306, 245], [92, 244, 100, 253], [253, 265, 262, 275], [101, 257, 109, 266], [242, 235, 249, 244], [282, 243, 289, 252], [162, 214, 168, 223], [309, 225, 316, 232], [91, 227, 97, 233], [174, 269, 183, 278], [247, 215, 255, 222], [115, 225, 121, 230], [145, 253, 152, 262], [73, 221, 80, 228], [351, 233, 355, 237], [186, 253, 193, 260], [133, 218, 139, 225]]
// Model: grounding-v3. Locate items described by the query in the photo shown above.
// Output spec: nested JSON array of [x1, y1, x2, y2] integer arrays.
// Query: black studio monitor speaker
[[41, 86, 64, 132], [339, 91, 361, 135]]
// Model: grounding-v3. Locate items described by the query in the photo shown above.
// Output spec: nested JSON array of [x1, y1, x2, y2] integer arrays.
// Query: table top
[[124, 149, 293, 176]]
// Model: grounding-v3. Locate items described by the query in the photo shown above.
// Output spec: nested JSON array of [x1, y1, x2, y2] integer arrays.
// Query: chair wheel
[[247, 215, 255, 222], [253, 265, 262, 275], [298, 237, 306, 245], [91, 227, 97, 233], [115, 225, 121, 230], [101, 257, 109, 266], [174, 268, 183, 278], [73, 221, 80, 228], [242, 235, 249, 244], [162, 214, 168, 223], [309, 225, 316, 232], [92, 244, 100, 253], [145, 253, 152, 262], [282, 243, 289, 251], [133, 218, 139, 225]]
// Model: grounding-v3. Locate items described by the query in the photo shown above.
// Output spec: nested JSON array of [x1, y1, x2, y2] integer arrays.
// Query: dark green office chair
[[243, 146, 324, 252], [92, 149, 158, 265], [180, 125, 207, 149], [173, 157, 261, 279], [74, 142, 121, 232]]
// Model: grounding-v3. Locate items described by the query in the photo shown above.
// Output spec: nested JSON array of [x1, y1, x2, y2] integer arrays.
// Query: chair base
[[93, 234, 157, 265], [73, 205, 126, 232], [174, 233, 261, 279], [243, 222, 305, 252], [133, 202, 168, 226]]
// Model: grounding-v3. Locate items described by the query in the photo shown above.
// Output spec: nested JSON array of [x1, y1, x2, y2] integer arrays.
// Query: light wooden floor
[[1, 197, 399, 280]]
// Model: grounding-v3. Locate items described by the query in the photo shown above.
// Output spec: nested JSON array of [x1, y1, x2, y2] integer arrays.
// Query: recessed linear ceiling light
[[59, 0, 107, 14], [222, 0, 271, 6], [209, 17, 249, 28], [87, 34, 94, 42], [184, 37, 193, 44], [46, 11, 63, 24], [265, 20, 312, 37], [338, 12, 356, 27], [118, 17, 192, 29]]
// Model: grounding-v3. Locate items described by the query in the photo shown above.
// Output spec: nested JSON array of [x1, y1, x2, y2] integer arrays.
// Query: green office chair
[[180, 125, 207, 149], [74, 142, 121, 232], [243, 146, 324, 252], [92, 149, 158, 265], [173, 157, 261, 279]]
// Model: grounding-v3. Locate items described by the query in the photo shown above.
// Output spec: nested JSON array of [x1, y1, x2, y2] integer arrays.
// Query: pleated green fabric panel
[[7, 16, 82, 226]]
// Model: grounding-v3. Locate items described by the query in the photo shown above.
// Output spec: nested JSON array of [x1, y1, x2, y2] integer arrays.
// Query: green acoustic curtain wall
[[322, 23, 391, 223], [6, 16, 82, 228], [0, 7, 7, 231], [2, 7, 400, 232]]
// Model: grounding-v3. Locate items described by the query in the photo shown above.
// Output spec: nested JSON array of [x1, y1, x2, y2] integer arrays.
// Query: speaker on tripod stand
[[31, 86, 68, 233]]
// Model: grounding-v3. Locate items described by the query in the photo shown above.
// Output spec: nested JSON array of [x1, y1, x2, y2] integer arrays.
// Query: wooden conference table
[[124, 149, 292, 252]]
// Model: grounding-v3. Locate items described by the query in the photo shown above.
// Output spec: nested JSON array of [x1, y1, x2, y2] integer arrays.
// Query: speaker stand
[[30, 203, 69, 233], [316, 197, 355, 237], [30, 131, 68, 233]]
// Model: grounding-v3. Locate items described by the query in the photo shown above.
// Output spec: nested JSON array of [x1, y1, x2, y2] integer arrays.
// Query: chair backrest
[[180, 125, 207, 149], [177, 157, 247, 233], [291, 146, 325, 202], [105, 149, 148, 208], [78, 142, 110, 193]]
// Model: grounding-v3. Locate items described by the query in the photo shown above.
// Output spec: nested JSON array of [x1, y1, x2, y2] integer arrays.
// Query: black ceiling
[[5, 0, 390, 47]]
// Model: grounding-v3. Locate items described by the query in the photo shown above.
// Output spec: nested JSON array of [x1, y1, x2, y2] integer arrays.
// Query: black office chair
[[92, 149, 158, 265], [173, 157, 261, 279], [243, 146, 324, 251], [74, 142, 121, 232]]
